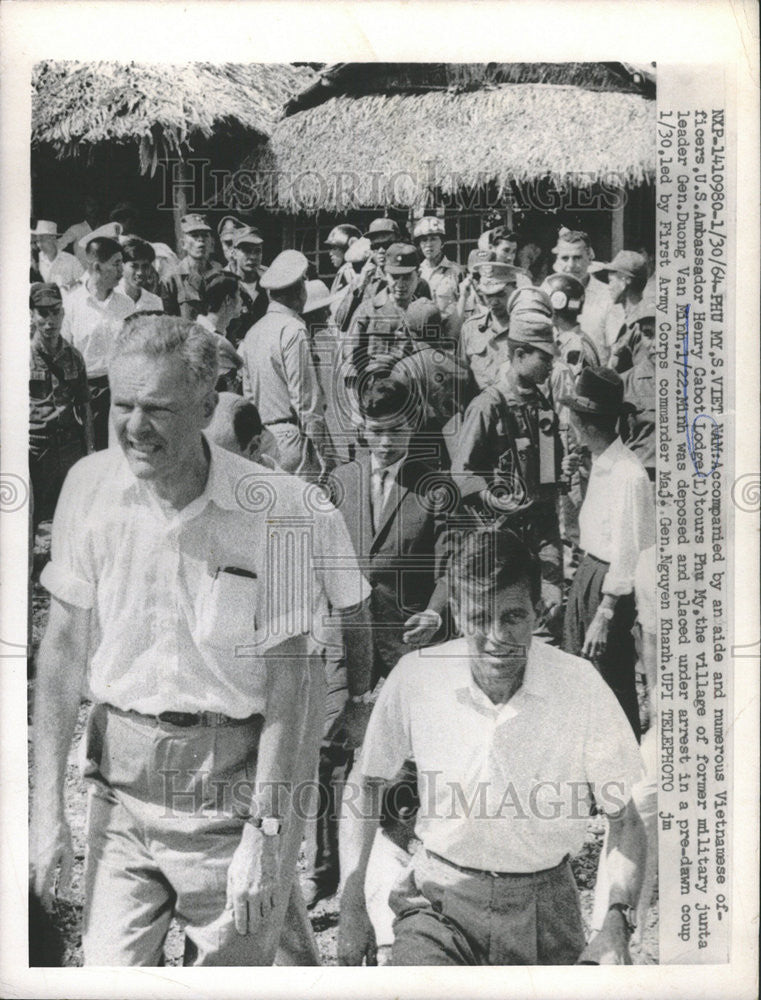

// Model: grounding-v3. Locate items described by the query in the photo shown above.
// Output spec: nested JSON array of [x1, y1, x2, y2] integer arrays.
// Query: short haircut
[[86, 237, 123, 264], [110, 314, 218, 390], [200, 273, 240, 315], [121, 237, 156, 264], [232, 398, 263, 449], [358, 371, 419, 426], [448, 526, 541, 606], [557, 230, 592, 251]]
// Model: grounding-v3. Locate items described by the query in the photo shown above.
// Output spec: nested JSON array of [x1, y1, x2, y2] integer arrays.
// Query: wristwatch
[[608, 901, 637, 935], [248, 815, 282, 836], [349, 690, 373, 705]]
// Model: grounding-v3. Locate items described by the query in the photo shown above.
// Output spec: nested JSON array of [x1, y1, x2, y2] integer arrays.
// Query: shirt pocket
[[198, 570, 259, 660]]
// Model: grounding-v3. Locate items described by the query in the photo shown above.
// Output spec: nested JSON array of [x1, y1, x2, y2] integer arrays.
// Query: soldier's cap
[[345, 237, 372, 264], [551, 227, 592, 254], [467, 248, 496, 272], [385, 243, 419, 274], [412, 216, 447, 242], [541, 273, 586, 313], [404, 299, 442, 340], [507, 285, 553, 318], [508, 310, 555, 356], [303, 279, 343, 315], [79, 222, 123, 250], [217, 215, 245, 238], [259, 249, 309, 291], [324, 224, 363, 249], [364, 217, 400, 241], [589, 250, 648, 284], [477, 226, 518, 251], [30, 282, 63, 308], [559, 366, 626, 415], [181, 213, 212, 234], [31, 220, 60, 237], [478, 262, 523, 294], [233, 225, 264, 248]]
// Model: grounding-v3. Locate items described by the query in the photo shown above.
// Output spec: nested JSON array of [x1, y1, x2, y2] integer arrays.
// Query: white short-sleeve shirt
[[359, 637, 644, 872], [41, 441, 369, 716]]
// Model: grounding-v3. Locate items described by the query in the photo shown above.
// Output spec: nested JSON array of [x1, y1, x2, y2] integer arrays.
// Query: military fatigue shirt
[[458, 309, 511, 392], [452, 366, 563, 515], [29, 336, 90, 456], [160, 257, 223, 321]]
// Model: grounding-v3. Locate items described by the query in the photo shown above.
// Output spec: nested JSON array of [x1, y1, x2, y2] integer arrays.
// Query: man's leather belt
[[112, 705, 258, 728], [426, 849, 569, 879], [264, 415, 298, 427]]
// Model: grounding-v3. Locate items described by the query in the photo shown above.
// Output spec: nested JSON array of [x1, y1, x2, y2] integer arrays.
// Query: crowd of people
[[29, 201, 659, 967]]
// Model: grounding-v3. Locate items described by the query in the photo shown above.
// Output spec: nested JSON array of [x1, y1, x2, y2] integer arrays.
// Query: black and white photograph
[[1, 2, 758, 997]]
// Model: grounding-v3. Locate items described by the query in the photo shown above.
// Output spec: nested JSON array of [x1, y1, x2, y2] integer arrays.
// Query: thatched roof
[[285, 62, 656, 114], [233, 82, 656, 214], [32, 61, 319, 174]]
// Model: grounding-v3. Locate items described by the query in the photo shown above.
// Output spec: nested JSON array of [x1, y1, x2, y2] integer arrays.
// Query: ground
[[28, 523, 658, 966]]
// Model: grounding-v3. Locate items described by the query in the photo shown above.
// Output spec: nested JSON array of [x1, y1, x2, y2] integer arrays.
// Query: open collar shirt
[[360, 637, 644, 871], [41, 440, 369, 716], [61, 281, 136, 378], [578, 436, 655, 595]]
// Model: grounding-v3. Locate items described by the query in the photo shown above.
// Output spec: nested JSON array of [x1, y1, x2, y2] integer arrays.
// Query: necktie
[[372, 467, 387, 532]]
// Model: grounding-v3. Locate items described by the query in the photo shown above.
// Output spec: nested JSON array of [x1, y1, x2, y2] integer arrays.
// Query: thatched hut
[[32, 61, 318, 248], [230, 62, 656, 279]]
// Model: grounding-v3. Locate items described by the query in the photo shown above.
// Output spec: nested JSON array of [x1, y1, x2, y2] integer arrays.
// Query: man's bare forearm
[[339, 765, 385, 895], [32, 599, 90, 820], [605, 798, 647, 908], [252, 638, 325, 820]]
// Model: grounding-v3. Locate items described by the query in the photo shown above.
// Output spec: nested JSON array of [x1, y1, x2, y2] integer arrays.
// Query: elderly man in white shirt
[[30, 314, 372, 966], [338, 525, 647, 966], [61, 228, 135, 449], [560, 366, 655, 739], [32, 220, 84, 289]]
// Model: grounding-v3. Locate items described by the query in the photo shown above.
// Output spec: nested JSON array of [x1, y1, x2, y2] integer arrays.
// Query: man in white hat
[[32, 220, 84, 290], [240, 250, 333, 478], [413, 216, 463, 338], [551, 228, 622, 363]]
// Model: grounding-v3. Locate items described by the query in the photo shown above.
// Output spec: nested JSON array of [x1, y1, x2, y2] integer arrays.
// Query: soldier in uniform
[[542, 273, 600, 567], [239, 250, 333, 479], [590, 251, 653, 374], [412, 216, 464, 339], [217, 214, 245, 269], [345, 242, 424, 377], [160, 213, 223, 321], [451, 307, 564, 637], [325, 224, 363, 296], [457, 261, 525, 396], [227, 225, 269, 346], [29, 283, 94, 527], [550, 228, 622, 363]]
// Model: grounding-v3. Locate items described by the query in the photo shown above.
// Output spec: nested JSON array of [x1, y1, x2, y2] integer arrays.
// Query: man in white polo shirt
[[338, 526, 646, 966], [61, 226, 135, 449], [30, 314, 371, 965]]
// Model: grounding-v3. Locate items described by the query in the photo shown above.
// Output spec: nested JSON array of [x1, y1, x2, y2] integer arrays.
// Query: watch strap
[[608, 901, 637, 934]]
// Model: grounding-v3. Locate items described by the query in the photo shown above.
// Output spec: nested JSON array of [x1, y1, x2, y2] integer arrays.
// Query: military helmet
[[324, 224, 362, 249], [541, 273, 586, 313]]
